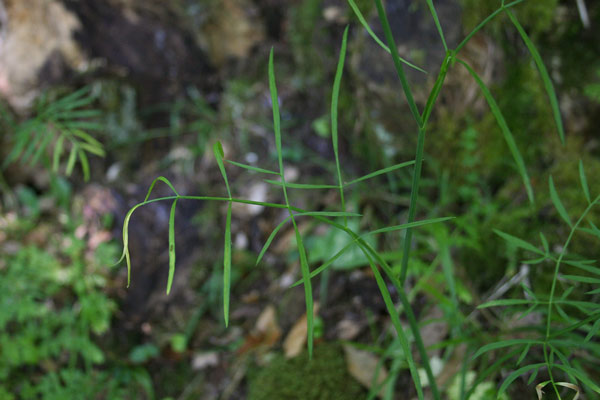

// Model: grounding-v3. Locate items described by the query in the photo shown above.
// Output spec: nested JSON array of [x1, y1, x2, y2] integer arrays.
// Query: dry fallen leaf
[[343, 344, 389, 398], [283, 302, 320, 358], [237, 305, 281, 356]]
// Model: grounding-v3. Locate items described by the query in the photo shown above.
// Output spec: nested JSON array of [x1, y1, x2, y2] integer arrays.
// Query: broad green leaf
[[166, 198, 178, 295], [493, 229, 544, 255], [549, 175, 572, 227], [223, 202, 232, 326], [506, 10, 564, 144], [579, 160, 591, 203], [346, 0, 426, 73], [458, 58, 533, 203]]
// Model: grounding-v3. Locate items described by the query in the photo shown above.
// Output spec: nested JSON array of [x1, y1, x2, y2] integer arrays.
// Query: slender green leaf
[[425, 0, 448, 51], [540, 232, 549, 253], [493, 229, 544, 255], [477, 299, 535, 309], [345, 160, 415, 186], [551, 364, 600, 394], [562, 275, 600, 284], [332, 26, 349, 226], [78, 142, 106, 157], [256, 216, 291, 266], [472, 339, 541, 360], [526, 367, 539, 385], [549, 175, 572, 227], [290, 240, 357, 287], [223, 202, 232, 326], [293, 219, 314, 358], [268, 48, 283, 168], [265, 180, 338, 189], [346, 0, 426, 73], [144, 176, 180, 202], [70, 129, 103, 148], [166, 198, 178, 295], [65, 145, 78, 176], [516, 343, 532, 366], [458, 58, 534, 203], [506, 10, 564, 144], [369, 216, 454, 235], [214, 141, 231, 198], [498, 364, 546, 396], [78, 148, 90, 181], [226, 159, 279, 175], [53, 134, 65, 172], [584, 319, 600, 342], [579, 160, 591, 204]]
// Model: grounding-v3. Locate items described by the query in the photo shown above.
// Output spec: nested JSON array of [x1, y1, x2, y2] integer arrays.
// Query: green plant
[[116, 1, 598, 399], [1, 86, 105, 181], [0, 215, 152, 399]]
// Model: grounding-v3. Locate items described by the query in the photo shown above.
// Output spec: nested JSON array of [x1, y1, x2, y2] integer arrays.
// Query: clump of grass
[[115, 1, 599, 398]]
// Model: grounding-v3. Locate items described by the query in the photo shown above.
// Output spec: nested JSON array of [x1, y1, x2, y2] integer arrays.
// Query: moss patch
[[247, 343, 366, 400]]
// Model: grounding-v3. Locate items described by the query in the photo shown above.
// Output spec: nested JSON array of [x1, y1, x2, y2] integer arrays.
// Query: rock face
[[0, 0, 86, 110], [0, 0, 220, 112]]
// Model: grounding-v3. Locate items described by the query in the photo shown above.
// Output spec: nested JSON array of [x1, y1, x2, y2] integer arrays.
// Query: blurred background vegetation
[[0, 0, 599, 399]]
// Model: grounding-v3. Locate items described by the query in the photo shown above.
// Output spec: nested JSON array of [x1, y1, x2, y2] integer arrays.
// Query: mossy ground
[[247, 343, 366, 400]]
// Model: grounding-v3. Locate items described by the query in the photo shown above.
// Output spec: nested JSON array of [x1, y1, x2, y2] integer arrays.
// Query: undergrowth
[[117, 1, 599, 399]]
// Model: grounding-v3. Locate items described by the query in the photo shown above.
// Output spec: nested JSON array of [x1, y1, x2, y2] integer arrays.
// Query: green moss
[[247, 343, 366, 400]]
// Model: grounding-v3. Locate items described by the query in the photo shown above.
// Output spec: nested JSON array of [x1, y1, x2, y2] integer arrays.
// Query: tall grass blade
[[425, 0, 448, 51], [344, 160, 415, 186], [223, 202, 232, 326], [549, 175, 572, 227], [374, 0, 422, 126], [493, 229, 544, 255], [346, 0, 426, 73], [166, 198, 178, 295], [332, 26, 349, 226], [506, 9, 564, 144], [458, 58, 534, 203], [226, 160, 279, 175], [268, 49, 283, 169], [579, 160, 591, 204], [293, 219, 314, 358], [256, 216, 291, 266]]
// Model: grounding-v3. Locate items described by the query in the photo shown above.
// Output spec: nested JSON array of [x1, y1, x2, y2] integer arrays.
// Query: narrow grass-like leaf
[[344, 160, 415, 186], [53, 134, 65, 172], [477, 299, 535, 309], [268, 49, 283, 165], [498, 364, 546, 396], [458, 58, 534, 203], [494, 229, 544, 255], [78, 142, 106, 157], [527, 367, 539, 385], [144, 176, 180, 202], [223, 202, 232, 326], [367, 253, 425, 400], [374, 0, 422, 126], [71, 129, 103, 148], [506, 10, 564, 144], [472, 339, 541, 360], [584, 319, 600, 342], [78, 149, 90, 181], [549, 175, 572, 227], [65, 145, 78, 176], [214, 141, 231, 198], [425, 0, 448, 51], [166, 198, 178, 295], [563, 275, 600, 284], [540, 232, 549, 253], [346, 0, 426, 73], [226, 159, 279, 175], [332, 26, 349, 226], [551, 364, 600, 394], [516, 343, 532, 366], [369, 216, 454, 234], [290, 240, 357, 287], [264, 180, 338, 189], [293, 219, 314, 358], [579, 160, 591, 204], [256, 216, 291, 266]]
